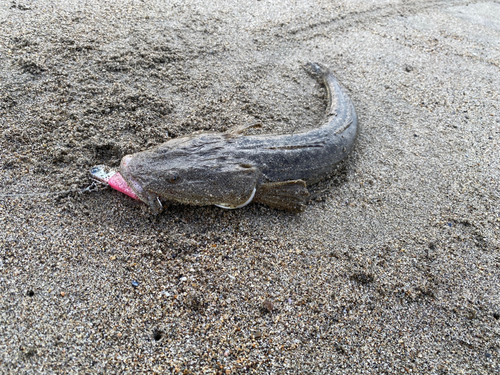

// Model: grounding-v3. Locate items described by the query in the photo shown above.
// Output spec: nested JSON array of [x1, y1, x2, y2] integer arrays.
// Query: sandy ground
[[1, 0, 499, 373]]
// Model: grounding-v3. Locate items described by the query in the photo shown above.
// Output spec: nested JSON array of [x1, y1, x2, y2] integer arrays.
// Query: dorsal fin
[[227, 122, 263, 136]]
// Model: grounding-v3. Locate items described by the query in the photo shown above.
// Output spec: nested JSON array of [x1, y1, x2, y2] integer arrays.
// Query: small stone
[[60, 292, 65, 297], [152, 330, 162, 341], [263, 299, 274, 313], [131, 281, 139, 288], [404, 65, 413, 72]]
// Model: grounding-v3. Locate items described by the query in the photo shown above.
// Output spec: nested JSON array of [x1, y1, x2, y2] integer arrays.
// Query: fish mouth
[[120, 154, 163, 214], [120, 155, 146, 197], [120, 154, 133, 169]]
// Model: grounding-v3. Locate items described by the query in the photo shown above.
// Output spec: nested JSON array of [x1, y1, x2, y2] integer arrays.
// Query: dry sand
[[1, 0, 499, 373]]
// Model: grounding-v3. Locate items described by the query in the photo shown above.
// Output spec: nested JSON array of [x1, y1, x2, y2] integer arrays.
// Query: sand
[[1, 0, 499, 373]]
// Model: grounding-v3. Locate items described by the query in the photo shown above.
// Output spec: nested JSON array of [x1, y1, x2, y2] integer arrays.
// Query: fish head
[[120, 134, 260, 212]]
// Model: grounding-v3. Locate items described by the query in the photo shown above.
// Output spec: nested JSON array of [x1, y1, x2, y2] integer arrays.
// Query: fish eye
[[168, 174, 181, 184]]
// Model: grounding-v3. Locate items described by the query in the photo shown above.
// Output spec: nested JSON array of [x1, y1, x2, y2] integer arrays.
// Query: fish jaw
[[120, 154, 163, 214]]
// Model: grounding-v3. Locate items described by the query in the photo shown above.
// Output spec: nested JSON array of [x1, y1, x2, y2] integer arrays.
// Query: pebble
[[263, 299, 274, 313]]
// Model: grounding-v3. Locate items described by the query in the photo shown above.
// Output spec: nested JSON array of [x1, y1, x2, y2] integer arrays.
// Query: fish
[[119, 62, 358, 214]]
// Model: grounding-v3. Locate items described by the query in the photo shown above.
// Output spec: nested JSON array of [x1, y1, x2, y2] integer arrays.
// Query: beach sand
[[1, 0, 499, 373]]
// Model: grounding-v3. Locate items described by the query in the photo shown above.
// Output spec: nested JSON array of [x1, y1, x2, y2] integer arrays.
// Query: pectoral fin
[[254, 180, 309, 212], [215, 187, 257, 209]]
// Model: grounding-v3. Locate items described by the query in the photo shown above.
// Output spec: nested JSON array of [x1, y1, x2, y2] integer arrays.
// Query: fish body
[[120, 63, 358, 213]]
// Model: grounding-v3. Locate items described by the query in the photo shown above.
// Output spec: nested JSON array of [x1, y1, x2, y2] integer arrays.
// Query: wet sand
[[1, 0, 499, 373]]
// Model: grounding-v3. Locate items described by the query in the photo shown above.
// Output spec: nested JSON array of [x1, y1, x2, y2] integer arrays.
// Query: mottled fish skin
[[120, 63, 358, 214]]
